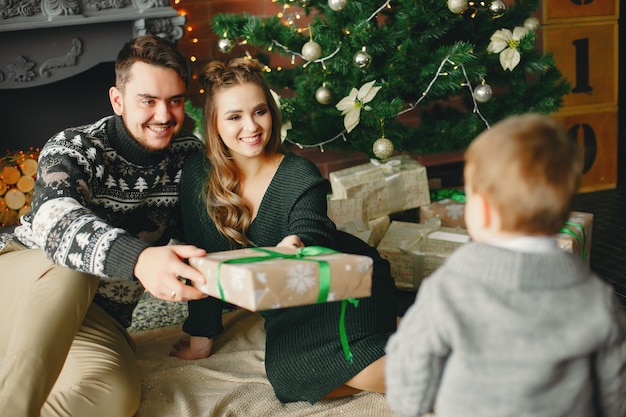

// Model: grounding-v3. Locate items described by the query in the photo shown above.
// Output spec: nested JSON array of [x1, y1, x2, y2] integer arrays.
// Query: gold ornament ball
[[217, 38, 235, 54], [315, 86, 333, 105], [353, 47, 372, 69], [488, 0, 507, 18], [373, 137, 394, 160], [301, 40, 322, 61], [328, 0, 348, 11], [524, 16, 540, 32], [446, 0, 468, 14], [473, 84, 493, 103]]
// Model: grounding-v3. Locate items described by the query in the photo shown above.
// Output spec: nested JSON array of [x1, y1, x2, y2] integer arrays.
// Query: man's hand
[[134, 245, 208, 301]]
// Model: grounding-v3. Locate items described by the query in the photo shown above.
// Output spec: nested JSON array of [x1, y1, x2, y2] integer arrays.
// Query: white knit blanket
[[132, 309, 396, 416]]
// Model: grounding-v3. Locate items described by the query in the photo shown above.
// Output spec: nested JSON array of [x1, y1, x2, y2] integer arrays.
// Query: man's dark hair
[[115, 35, 190, 90]]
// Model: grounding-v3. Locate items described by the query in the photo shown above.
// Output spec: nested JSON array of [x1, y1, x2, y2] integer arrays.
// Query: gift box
[[420, 199, 466, 228], [328, 197, 368, 231], [338, 215, 390, 247], [329, 155, 430, 220], [377, 219, 470, 290], [189, 246, 373, 311], [555, 211, 593, 265], [420, 188, 467, 228]]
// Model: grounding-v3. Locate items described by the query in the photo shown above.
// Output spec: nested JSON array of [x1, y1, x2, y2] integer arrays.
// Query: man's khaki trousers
[[0, 241, 140, 417]]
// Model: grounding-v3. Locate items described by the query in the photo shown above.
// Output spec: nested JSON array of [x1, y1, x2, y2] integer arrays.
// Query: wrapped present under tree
[[329, 154, 430, 220], [377, 218, 470, 290]]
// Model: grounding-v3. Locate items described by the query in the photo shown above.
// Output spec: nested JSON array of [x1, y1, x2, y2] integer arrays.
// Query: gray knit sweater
[[385, 242, 626, 417], [0, 115, 204, 327]]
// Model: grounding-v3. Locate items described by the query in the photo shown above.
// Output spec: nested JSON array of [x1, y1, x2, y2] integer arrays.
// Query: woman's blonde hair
[[464, 113, 582, 234], [198, 58, 284, 247]]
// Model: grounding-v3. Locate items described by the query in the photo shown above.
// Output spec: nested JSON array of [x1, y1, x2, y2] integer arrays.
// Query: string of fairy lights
[[173, 0, 530, 157]]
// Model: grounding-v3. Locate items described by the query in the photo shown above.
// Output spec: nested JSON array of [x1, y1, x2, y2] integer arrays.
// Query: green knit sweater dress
[[179, 152, 398, 403]]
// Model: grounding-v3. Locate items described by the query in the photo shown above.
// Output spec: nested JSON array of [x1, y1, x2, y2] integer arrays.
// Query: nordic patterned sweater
[[0, 115, 204, 327], [385, 242, 626, 417]]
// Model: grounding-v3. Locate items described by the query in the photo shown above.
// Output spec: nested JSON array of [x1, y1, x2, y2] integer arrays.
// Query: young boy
[[385, 113, 626, 417]]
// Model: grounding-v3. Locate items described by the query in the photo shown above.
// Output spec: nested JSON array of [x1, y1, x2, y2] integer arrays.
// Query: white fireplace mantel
[[0, 0, 185, 90]]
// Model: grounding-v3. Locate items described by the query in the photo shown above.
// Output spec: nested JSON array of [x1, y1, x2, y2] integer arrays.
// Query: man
[[0, 35, 208, 417]]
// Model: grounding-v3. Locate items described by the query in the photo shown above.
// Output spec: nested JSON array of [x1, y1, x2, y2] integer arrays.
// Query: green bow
[[559, 221, 586, 262], [429, 188, 466, 203]]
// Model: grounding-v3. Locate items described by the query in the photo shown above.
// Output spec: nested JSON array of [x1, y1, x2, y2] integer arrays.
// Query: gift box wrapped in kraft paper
[[327, 197, 390, 247], [339, 215, 391, 248], [188, 246, 373, 311], [555, 211, 593, 266], [377, 218, 470, 290], [329, 154, 430, 220], [419, 188, 467, 228]]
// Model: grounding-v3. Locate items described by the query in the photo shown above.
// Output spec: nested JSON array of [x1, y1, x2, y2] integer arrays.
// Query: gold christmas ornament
[[217, 38, 235, 54], [315, 86, 333, 105], [301, 40, 322, 61], [473, 83, 493, 103], [373, 136, 394, 160], [524, 16, 540, 32], [353, 47, 372, 69], [328, 0, 348, 12], [488, 0, 507, 18], [447, 0, 468, 14]]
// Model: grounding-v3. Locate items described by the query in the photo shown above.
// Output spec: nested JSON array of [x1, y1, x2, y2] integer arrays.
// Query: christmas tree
[[209, 0, 570, 159]]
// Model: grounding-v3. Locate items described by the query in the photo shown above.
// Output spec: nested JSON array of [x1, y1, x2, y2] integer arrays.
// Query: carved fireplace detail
[[0, 0, 185, 89]]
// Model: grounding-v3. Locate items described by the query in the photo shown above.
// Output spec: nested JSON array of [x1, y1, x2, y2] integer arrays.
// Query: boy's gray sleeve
[[385, 278, 449, 417], [595, 292, 626, 417]]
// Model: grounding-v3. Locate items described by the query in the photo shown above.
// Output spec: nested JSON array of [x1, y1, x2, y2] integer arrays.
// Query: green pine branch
[[210, 0, 569, 157]]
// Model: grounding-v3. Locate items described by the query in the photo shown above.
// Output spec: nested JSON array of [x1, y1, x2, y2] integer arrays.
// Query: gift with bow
[[420, 188, 467, 228], [377, 218, 470, 290], [329, 154, 430, 220], [189, 246, 373, 311], [555, 211, 593, 266]]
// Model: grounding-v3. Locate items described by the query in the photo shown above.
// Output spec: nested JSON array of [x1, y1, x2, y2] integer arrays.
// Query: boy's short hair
[[114, 35, 190, 91], [464, 113, 582, 235]]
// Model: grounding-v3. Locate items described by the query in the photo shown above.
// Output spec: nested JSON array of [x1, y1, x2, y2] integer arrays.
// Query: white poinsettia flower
[[280, 120, 292, 143], [270, 89, 292, 142], [335, 80, 381, 133], [270, 89, 281, 106], [487, 26, 529, 71]]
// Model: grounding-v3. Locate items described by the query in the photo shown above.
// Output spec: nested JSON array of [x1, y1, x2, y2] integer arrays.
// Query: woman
[[173, 58, 398, 404]]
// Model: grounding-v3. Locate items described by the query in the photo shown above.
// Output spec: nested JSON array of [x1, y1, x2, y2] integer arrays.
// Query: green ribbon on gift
[[559, 220, 586, 262], [215, 245, 359, 363], [430, 188, 466, 203]]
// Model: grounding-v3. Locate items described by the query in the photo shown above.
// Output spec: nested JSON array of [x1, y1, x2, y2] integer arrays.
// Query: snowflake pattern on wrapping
[[444, 200, 465, 220], [286, 263, 317, 294], [228, 267, 248, 291]]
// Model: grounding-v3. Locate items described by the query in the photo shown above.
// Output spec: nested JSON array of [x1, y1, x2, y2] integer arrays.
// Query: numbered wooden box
[[550, 107, 618, 192], [543, 0, 619, 23], [543, 21, 618, 109]]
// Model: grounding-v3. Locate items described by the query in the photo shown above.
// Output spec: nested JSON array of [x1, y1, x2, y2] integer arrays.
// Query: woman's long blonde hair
[[198, 58, 284, 247]]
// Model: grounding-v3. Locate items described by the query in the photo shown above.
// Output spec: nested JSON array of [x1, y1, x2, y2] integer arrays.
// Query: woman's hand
[[277, 234, 303, 248], [170, 336, 214, 360]]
